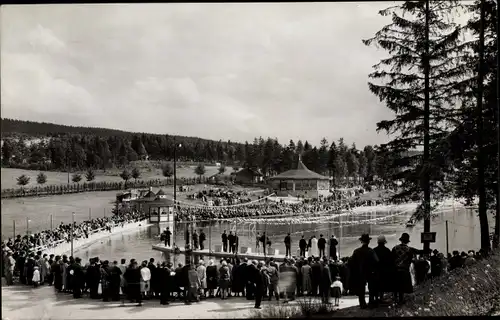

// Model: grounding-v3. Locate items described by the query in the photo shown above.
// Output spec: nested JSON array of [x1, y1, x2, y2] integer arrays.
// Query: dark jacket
[[348, 245, 379, 295]]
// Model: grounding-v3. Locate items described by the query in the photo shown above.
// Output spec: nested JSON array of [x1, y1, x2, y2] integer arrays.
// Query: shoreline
[[34, 219, 152, 256]]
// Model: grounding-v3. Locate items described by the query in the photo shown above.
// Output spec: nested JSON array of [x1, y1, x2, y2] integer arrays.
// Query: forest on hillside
[[0, 118, 401, 184]]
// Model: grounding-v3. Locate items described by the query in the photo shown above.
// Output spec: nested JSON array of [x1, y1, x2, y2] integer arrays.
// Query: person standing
[[72, 257, 84, 299], [193, 230, 199, 250], [159, 262, 172, 305], [391, 233, 419, 305], [320, 258, 332, 304], [4, 251, 15, 286], [52, 256, 63, 292], [199, 229, 206, 251], [299, 235, 307, 258], [140, 261, 151, 300], [233, 233, 239, 254], [206, 260, 218, 298], [318, 235, 327, 258], [310, 236, 319, 257], [301, 259, 312, 296], [165, 227, 172, 247], [259, 233, 267, 256], [255, 232, 261, 254], [311, 257, 322, 296], [228, 232, 235, 254], [101, 260, 112, 302], [221, 231, 228, 253], [124, 260, 142, 306], [251, 260, 264, 309], [119, 259, 127, 297], [284, 233, 292, 258], [373, 235, 395, 303], [110, 261, 122, 301], [197, 260, 207, 299], [329, 235, 339, 261], [266, 261, 280, 301], [348, 234, 379, 309], [185, 229, 190, 249], [86, 258, 100, 299], [218, 261, 230, 300], [148, 258, 159, 298]]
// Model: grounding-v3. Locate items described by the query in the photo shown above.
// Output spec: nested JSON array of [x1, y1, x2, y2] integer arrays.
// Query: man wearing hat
[[373, 235, 395, 303], [392, 233, 420, 305], [347, 234, 379, 309]]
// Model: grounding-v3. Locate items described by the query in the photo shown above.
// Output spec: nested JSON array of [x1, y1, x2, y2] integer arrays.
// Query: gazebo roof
[[156, 189, 166, 196], [269, 158, 330, 181]]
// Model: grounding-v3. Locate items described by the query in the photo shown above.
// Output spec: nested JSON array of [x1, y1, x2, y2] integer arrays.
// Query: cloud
[[1, 3, 405, 147]]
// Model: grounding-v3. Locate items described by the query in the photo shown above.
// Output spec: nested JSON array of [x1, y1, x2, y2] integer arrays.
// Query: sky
[[1, 2, 400, 148]]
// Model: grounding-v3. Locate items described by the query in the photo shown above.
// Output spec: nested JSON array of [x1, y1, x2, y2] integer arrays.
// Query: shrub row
[[1, 176, 210, 199]]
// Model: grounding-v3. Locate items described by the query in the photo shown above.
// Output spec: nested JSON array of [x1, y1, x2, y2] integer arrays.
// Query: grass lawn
[[1, 164, 235, 189]]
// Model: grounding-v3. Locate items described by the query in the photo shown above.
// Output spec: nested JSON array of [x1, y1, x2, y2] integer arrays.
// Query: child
[[32, 266, 41, 288], [331, 276, 343, 307]]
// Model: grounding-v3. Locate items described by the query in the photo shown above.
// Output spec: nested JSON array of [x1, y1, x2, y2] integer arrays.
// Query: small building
[[125, 187, 175, 223], [233, 168, 263, 184], [268, 157, 331, 198]]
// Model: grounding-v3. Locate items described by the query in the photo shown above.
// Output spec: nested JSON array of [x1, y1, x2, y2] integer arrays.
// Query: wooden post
[[89, 208, 92, 220], [339, 214, 342, 259], [71, 212, 75, 257], [26, 217, 29, 236], [104, 208, 106, 218], [50, 214, 53, 230], [13, 220, 16, 239], [445, 220, 449, 256]]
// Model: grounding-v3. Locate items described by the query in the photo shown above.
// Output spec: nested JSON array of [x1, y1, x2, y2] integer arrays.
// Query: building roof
[[156, 189, 166, 196], [235, 168, 263, 177], [268, 158, 330, 181], [143, 190, 156, 198]]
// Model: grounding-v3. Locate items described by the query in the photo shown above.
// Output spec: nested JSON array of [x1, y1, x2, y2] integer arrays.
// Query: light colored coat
[[310, 238, 319, 257], [33, 269, 41, 283], [196, 265, 207, 289]]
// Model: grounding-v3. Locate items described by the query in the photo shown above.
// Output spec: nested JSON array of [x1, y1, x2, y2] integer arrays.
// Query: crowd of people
[[1, 210, 148, 285], [3, 227, 487, 311], [186, 188, 253, 207]]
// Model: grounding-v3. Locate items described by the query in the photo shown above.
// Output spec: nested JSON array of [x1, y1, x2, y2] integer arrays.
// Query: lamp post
[[173, 142, 182, 265], [71, 212, 75, 257]]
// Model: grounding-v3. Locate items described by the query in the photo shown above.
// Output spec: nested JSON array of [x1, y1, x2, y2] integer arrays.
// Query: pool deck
[[152, 243, 290, 262], [1, 283, 362, 319]]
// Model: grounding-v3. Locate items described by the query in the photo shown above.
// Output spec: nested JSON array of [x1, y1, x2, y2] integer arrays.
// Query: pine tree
[[131, 167, 141, 182], [36, 172, 47, 185], [162, 163, 173, 177], [72, 173, 82, 183], [363, 1, 468, 226], [85, 168, 96, 182]]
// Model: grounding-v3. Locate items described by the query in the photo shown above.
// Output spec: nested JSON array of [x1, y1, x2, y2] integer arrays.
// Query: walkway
[[1, 284, 361, 319]]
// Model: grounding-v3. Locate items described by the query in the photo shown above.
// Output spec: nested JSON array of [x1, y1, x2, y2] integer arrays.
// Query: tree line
[[1, 121, 400, 186], [364, 0, 499, 251]]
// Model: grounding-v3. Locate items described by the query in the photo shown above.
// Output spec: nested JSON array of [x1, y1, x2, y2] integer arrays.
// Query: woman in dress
[[218, 261, 230, 300]]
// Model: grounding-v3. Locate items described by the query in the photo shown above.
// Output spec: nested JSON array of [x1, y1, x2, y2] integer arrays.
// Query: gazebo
[[268, 157, 331, 198]]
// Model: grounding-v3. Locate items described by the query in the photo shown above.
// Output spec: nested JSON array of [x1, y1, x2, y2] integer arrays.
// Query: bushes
[[1, 176, 209, 199]]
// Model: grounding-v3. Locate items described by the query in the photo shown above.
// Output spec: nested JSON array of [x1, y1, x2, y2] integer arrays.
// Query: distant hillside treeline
[[1, 118, 413, 185]]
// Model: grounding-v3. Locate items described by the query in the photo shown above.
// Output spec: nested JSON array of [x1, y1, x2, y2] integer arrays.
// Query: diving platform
[[152, 243, 288, 262]]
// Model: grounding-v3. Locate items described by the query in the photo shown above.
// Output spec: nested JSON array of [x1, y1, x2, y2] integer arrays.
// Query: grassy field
[[1, 164, 235, 189], [0, 183, 262, 239]]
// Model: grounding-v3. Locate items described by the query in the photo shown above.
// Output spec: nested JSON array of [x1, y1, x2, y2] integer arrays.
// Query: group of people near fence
[[2, 228, 487, 311], [1, 211, 148, 286], [2, 211, 148, 258]]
